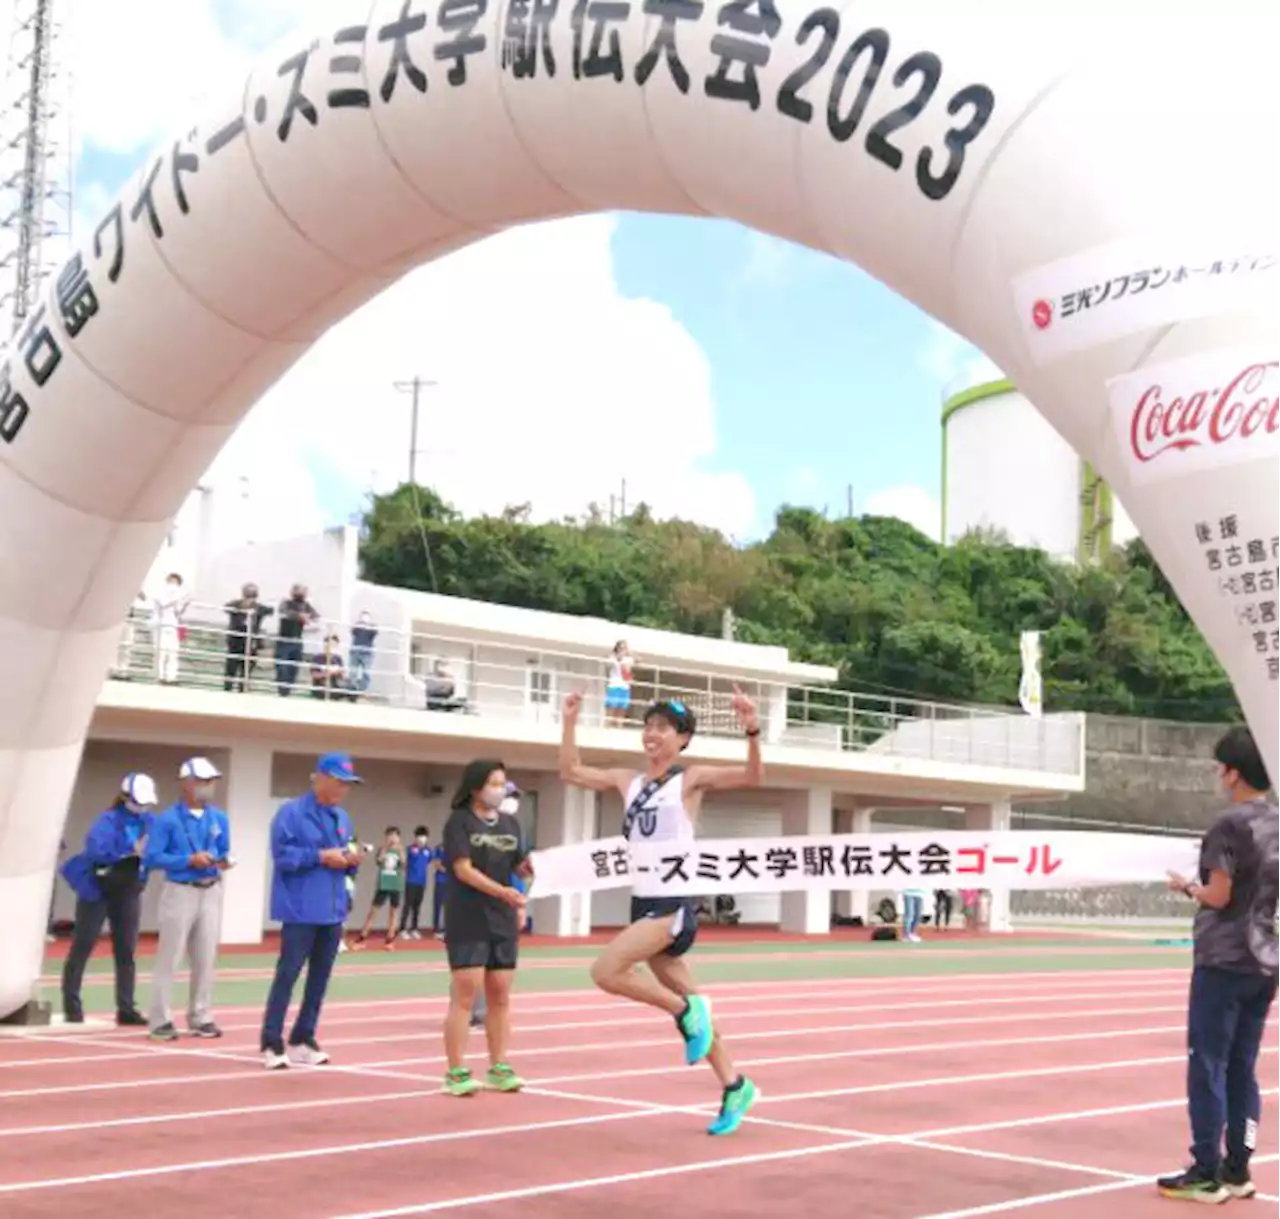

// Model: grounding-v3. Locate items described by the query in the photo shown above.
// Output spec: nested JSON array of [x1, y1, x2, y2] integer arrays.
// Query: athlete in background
[[559, 688, 764, 1135]]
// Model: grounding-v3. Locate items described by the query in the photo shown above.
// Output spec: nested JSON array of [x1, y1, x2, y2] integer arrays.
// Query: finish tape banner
[[526, 831, 1201, 899]]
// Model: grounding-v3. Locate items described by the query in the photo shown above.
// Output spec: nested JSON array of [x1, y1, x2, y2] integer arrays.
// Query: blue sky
[[611, 215, 957, 533], [61, 0, 990, 546]]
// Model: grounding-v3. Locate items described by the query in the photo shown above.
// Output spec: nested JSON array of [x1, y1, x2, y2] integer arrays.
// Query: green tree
[[356, 484, 1241, 722]]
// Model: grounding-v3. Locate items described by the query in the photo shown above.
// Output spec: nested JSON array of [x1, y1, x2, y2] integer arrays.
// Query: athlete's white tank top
[[623, 771, 695, 844]]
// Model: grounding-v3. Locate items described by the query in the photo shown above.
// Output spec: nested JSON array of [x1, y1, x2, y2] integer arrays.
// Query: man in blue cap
[[259, 752, 364, 1069]]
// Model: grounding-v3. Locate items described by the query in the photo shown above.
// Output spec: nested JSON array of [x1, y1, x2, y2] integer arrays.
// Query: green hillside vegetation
[[358, 486, 1240, 723]]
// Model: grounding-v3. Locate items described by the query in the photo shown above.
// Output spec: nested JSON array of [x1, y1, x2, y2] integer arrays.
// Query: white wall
[[381, 586, 836, 686], [192, 525, 357, 633], [946, 391, 1086, 559], [946, 387, 1140, 557], [868, 710, 1084, 777], [55, 743, 547, 937]]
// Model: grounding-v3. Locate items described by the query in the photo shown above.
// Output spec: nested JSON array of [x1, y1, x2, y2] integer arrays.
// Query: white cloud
[[735, 229, 793, 287], [209, 214, 756, 539], [920, 319, 1005, 400], [57, 1, 755, 548], [862, 483, 941, 541]]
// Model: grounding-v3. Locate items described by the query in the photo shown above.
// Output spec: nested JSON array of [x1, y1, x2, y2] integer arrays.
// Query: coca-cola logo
[[1128, 361, 1279, 463]]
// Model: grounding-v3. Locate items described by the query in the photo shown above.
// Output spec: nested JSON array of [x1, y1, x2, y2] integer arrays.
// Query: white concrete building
[[942, 375, 1139, 563], [72, 518, 1087, 945]]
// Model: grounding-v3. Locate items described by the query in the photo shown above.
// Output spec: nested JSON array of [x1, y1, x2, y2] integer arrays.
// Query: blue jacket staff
[[59, 773, 158, 1025], [145, 756, 233, 1042], [259, 751, 364, 1069]]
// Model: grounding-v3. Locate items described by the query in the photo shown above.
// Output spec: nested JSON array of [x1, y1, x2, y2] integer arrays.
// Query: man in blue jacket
[[146, 757, 233, 1041], [260, 751, 364, 1069]]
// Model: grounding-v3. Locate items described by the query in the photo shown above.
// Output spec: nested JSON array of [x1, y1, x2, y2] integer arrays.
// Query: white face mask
[[477, 786, 505, 810], [191, 782, 216, 805]]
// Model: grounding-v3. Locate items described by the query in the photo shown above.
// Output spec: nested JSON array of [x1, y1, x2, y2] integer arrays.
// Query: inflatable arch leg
[[0, 1, 1275, 1017]]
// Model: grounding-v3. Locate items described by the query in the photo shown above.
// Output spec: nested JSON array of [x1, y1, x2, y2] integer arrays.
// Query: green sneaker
[[707, 1076, 760, 1136], [486, 1063, 525, 1092], [1155, 1166, 1228, 1204], [676, 994, 714, 1065], [444, 1067, 482, 1097]]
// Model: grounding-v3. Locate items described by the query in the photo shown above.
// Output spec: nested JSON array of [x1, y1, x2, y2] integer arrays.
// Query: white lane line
[[0, 1020, 1191, 1100], [0, 988, 1191, 1069], [46, 963, 1191, 1025]]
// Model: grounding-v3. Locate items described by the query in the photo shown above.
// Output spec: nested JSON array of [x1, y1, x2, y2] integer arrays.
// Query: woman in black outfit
[[60, 773, 159, 1025]]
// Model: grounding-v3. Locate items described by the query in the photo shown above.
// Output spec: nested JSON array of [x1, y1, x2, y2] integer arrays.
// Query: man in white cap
[[145, 756, 233, 1041]]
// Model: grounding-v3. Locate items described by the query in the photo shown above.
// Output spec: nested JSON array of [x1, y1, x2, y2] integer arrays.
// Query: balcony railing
[[106, 600, 1083, 778]]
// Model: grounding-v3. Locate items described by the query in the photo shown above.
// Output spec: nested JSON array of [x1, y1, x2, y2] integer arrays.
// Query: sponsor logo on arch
[[1107, 349, 1278, 485], [1013, 238, 1277, 364]]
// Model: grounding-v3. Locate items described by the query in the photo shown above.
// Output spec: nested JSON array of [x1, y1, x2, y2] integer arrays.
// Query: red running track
[[0, 967, 1275, 1219]]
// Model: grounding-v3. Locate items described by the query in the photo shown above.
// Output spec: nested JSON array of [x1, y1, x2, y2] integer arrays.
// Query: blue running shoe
[[676, 994, 714, 1065], [708, 1076, 760, 1135]]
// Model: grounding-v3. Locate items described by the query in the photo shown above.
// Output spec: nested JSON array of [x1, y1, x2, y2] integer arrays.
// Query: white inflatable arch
[[0, 1, 1276, 1016]]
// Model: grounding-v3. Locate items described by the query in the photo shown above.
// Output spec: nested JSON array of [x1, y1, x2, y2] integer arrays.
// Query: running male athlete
[[559, 687, 763, 1135]]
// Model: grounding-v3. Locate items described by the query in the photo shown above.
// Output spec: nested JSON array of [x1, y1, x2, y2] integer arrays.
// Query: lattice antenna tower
[[0, 0, 73, 340]]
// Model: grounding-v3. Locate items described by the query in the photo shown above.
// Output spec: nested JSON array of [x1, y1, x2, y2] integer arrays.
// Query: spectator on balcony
[[153, 573, 189, 686], [349, 610, 378, 694], [425, 659, 466, 712], [311, 634, 355, 701], [604, 640, 635, 726], [224, 583, 273, 693], [275, 585, 318, 696]]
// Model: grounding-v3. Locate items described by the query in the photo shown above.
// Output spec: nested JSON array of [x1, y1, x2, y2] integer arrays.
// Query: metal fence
[[108, 599, 1083, 777], [1008, 810, 1199, 924]]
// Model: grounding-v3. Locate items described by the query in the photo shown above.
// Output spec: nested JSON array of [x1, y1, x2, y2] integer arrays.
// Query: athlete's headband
[[643, 699, 697, 738]]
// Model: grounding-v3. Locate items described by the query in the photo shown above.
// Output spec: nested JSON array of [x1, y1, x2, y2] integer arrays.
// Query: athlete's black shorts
[[631, 896, 699, 958], [371, 889, 401, 909], [447, 932, 519, 972]]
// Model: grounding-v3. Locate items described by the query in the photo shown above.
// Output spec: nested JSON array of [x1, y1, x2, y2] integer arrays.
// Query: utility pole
[[846, 484, 854, 519], [392, 377, 437, 485]]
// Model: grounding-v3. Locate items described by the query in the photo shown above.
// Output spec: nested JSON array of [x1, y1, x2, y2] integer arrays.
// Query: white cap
[[121, 773, 159, 807], [179, 757, 221, 781]]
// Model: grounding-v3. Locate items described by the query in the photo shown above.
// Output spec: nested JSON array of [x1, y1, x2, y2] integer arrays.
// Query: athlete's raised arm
[[559, 692, 633, 797], [685, 686, 764, 793]]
